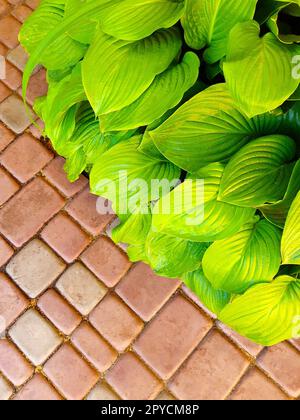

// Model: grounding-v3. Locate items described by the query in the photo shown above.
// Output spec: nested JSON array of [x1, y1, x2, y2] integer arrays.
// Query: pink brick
[[14, 374, 62, 400], [0, 167, 19, 205], [0, 340, 33, 386], [0, 272, 28, 329], [0, 236, 14, 266]]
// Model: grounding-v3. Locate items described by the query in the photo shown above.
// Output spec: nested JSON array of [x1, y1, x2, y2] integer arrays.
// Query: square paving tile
[[13, 374, 62, 400], [0, 374, 13, 400], [134, 295, 213, 380], [258, 343, 300, 398], [0, 178, 65, 247], [0, 339, 33, 386], [71, 322, 117, 372], [0, 133, 53, 182], [7, 44, 28, 71], [81, 236, 131, 287], [0, 16, 21, 48], [89, 294, 143, 352], [0, 236, 14, 267], [6, 239, 66, 298], [86, 382, 120, 401], [0, 95, 35, 134], [38, 289, 82, 335], [41, 213, 90, 263], [0, 122, 15, 151], [169, 330, 250, 400], [56, 262, 107, 316], [0, 167, 19, 205], [9, 309, 62, 365], [106, 352, 163, 400], [0, 272, 28, 330], [116, 262, 180, 321], [43, 344, 99, 400]]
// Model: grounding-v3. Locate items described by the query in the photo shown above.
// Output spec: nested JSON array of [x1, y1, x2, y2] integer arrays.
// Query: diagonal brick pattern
[[0, 1, 299, 401]]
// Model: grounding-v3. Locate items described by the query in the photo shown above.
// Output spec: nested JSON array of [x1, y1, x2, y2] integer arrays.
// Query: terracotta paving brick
[[0, 374, 13, 400], [9, 309, 62, 365], [43, 157, 88, 198], [0, 1, 9, 17], [0, 178, 65, 247], [90, 294, 143, 352], [0, 122, 14, 151], [81, 236, 131, 287], [106, 352, 163, 400], [38, 289, 81, 335], [0, 16, 20, 48], [134, 295, 213, 380], [0, 82, 10, 102], [290, 338, 300, 351], [156, 390, 175, 400], [2, 61, 22, 90], [0, 167, 19, 205], [26, 0, 40, 9], [0, 95, 35, 134], [0, 133, 53, 182], [43, 344, 99, 400], [12, 4, 32, 22], [229, 368, 288, 401], [56, 262, 107, 316], [116, 263, 180, 322], [86, 382, 120, 401], [6, 239, 66, 297], [71, 322, 117, 372], [0, 339, 33, 386], [28, 118, 44, 139], [258, 343, 300, 398], [169, 331, 249, 400], [217, 322, 263, 358], [20, 67, 48, 105], [7, 45, 28, 71], [0, 272, 28, 329], [0, 42, 7, 56], [13, 374, 62, 400], [66, 188, 115, 236], [0, 236, 13, 266], [41, 213, 90, 263]]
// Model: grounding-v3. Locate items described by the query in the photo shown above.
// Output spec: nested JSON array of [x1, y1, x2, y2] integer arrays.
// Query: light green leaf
[[112, 212, 152, 247], [260, 159, 300, 228], [149, 84, 282, 173], [181, 0, 258, 63], [19, 0, 86, 70], [223, 20, 299, 118], [281, 191, 300, 264], [182, 269, 231, 315], [100, 52, 200, 132], [152, 163, 255, 242], [220, 275, 300, 346], [218, 135, 296, 207], [82, 27, 182, 116], [146, 229, 209, 278], [203, 218, 282, 294], [90, 136, 181, 216]]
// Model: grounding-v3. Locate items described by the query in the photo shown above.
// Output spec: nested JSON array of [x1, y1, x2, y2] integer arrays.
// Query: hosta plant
[[20, 0, 300, 346]]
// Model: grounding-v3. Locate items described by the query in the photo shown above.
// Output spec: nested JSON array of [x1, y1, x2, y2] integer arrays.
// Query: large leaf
[[149, 84, 282, 173], [223, 20, 299, 118], [182, 269, 231, 315], [145, 229, 209, 278], [218, 135, 296, 207], [90, 136, 181, 216], [220, 275, 300, 346], [19, 0, 86, 70], [260, 159, 300, 228], [100, 52, 200, 132], [152, 163, 255, 242], [112, 212, 152, 247], [181, 0, 258, 63], [202, 218, 282, 294], [281, 191, 300, 264]]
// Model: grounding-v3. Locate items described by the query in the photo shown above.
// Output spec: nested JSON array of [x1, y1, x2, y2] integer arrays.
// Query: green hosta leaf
[[100, 52, 200, 132], [268, 8, 300, 44], [152, 163, 255, 242], [183, 269, 231, 315], [223, 20, 299, 118], [19, 0, 86, 70], [97, 0, 185, 41], [149, 84, 282, 173], [281, 191, 300, 264], [255, 0, 296, 24], [90, 136, 181, 216], [219, 135, 296, 207], [220, 275, 300, 346], [260, 159, 300, 228], [181, 0, 257, 64], [82, 27, 182, 116], [203, 218, 282, 294], [145, 229, 209, 278], [112, 212, 152, 247]]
